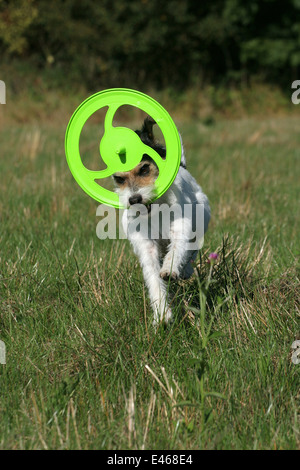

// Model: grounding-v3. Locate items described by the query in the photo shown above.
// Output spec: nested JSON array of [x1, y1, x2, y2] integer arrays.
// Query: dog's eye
[[139, 164, 150, 176], [113, 175, 125, 185]]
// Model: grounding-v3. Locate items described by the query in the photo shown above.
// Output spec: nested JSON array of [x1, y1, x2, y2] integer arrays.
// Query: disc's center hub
[[100, 127, 143, 172]]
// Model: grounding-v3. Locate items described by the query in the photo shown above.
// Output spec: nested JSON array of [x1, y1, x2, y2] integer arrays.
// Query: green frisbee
[[65, 88, 181, 208]]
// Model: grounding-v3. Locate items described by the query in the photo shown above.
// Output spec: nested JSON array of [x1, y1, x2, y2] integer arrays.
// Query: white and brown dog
[[113, 117, 210, 327]]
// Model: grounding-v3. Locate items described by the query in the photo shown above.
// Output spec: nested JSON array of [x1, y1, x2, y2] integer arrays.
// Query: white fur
[[120, 136, 210, 327]]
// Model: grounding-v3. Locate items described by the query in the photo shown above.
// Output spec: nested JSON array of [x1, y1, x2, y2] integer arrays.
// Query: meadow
[[0, 95, 299, 449]]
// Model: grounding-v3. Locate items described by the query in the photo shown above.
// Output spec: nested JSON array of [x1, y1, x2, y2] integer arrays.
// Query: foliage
[[0, 0, 300, 89]]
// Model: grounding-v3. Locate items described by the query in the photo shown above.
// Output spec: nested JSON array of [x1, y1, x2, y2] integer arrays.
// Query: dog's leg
[[160, 216, 192, 281], [134, 238, 173, 326], [122, 210, 172, 326]]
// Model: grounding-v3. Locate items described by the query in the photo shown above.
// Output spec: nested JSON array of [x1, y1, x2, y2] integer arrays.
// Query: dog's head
[[112, 116, 166, 208]]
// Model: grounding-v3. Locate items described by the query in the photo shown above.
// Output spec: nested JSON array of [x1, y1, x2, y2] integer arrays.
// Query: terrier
[[113, 117, 210, 326]]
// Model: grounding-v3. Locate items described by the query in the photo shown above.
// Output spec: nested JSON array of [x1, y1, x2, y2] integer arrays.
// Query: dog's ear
[[136, 116, 166, 159], [135, 116, 156, 142], [143, 116, 156, 141]]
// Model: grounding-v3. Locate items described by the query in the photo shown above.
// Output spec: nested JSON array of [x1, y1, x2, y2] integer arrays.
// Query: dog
[[113, 117, 211, 327]]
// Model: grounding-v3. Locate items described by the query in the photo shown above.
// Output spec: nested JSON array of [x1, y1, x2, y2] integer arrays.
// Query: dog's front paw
[[159, 268, 179, 281], [153, 306, 173, 329]]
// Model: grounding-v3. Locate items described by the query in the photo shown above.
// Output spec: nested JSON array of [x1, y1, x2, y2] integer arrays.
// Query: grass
[[0, 104, 299, 449]]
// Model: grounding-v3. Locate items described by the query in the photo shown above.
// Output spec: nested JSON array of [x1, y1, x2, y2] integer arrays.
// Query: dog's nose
[[129, 194, 142, 205]]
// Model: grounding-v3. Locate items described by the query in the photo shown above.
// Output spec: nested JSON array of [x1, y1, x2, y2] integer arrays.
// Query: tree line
[[0, 0, 299, 90]]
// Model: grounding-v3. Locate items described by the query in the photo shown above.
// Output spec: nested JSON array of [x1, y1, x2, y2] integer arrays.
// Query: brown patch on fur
[[134, 173, 156, 187], [113, 161, 158, 189]]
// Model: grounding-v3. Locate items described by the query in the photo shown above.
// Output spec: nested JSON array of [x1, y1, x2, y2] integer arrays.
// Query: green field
[[0, 111, 299, 449]]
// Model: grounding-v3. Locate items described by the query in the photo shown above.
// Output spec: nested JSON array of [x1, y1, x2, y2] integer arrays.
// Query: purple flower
[[208, 252, 219, 263]]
